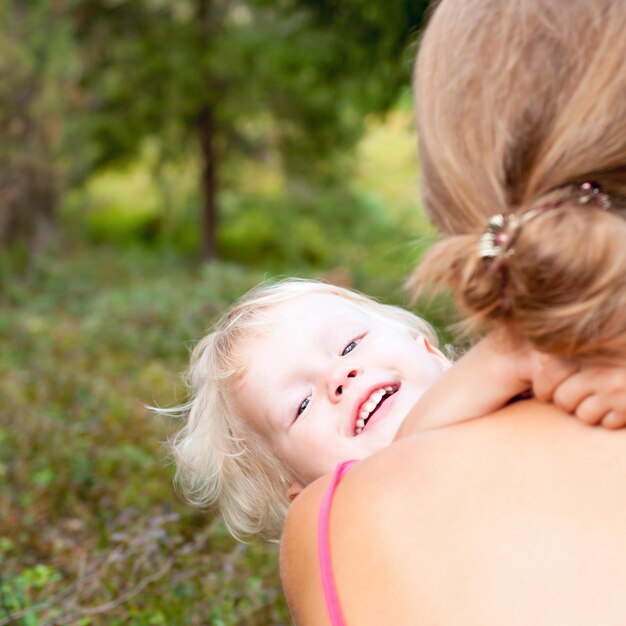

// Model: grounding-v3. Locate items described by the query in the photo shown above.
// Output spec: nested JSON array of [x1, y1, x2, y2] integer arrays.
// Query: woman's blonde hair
[[168, 278, 437, 541], [411, 0, 626, 362]]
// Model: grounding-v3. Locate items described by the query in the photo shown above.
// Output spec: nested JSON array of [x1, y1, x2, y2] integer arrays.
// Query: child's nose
[[329, 368, 358, 400]]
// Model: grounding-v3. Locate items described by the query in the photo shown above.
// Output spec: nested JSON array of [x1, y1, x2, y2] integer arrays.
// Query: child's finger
[[601, 411, 626, 430], [564, 366, 626, 408], [530, 353, 578, 402], [573, 394, 609, 426], [552, 373, 594, 413]]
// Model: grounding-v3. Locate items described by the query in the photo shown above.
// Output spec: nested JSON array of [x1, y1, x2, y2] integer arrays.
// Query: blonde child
[[169, 278, 626, 541]]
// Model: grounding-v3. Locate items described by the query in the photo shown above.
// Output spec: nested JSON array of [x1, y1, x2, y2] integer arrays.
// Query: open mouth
[[355, 385, 399, 435]]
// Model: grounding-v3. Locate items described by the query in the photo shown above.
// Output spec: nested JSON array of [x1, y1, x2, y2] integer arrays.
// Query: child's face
[[234, 293, 449, 494]]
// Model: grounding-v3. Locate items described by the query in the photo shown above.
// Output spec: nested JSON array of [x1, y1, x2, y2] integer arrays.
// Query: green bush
[[0, 244, 291, 625]]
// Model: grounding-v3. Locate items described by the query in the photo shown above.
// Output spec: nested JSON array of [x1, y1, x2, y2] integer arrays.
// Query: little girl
[[169, 278, 626, 541]]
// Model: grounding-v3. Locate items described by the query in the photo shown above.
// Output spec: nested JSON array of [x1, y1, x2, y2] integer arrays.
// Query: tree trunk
[[0, 160, 57, 251], [198, 104, 218, 261], [0, 0, 58, 253], [196, 0, 218, 262]]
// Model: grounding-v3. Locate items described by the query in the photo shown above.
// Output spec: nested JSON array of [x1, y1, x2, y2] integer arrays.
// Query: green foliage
[[59, 107, 438, 296], [52, 0, 430, 258], [0, 1, 83, 246], [72, 0, 426, 171], [0, 244, 295, 624], [0, 561, 63, 626], [2, 0, 432, 260]]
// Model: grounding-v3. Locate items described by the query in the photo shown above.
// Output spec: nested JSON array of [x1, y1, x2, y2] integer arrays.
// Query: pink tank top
[[317, 460, 358, 626]]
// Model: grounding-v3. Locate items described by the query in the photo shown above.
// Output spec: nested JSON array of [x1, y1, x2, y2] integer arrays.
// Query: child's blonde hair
[[410, 0, 626, 362], [170, 278, 438, 540]]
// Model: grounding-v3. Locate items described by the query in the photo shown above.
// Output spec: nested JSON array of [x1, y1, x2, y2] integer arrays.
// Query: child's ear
[[422, 336, 452, 370], [287, 480, 305, 502]]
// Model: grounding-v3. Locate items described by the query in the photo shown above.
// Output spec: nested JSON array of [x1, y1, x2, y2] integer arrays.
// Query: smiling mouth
[[355, 385, 399, 435]]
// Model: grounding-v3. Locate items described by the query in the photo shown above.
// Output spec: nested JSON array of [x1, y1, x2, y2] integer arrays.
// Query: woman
[[280, 0, 626, 623]]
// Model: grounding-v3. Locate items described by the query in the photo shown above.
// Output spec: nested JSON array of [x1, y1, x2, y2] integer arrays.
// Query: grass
[[0, 245, 291, 625]]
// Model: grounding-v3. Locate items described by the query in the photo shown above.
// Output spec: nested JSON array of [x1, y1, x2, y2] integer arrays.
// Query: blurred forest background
[[0, 0, 449, 624]]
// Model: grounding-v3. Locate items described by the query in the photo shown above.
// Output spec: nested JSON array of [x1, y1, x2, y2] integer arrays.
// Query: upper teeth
[[355, 386, 396, 434]]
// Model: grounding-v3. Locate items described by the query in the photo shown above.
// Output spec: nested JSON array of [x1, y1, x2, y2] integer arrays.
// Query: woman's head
[[411, 0, 626, 361], [170, 278, 445, 540]]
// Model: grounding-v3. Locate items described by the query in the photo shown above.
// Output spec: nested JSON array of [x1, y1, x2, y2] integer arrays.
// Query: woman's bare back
[[281, 402, 626, 625]]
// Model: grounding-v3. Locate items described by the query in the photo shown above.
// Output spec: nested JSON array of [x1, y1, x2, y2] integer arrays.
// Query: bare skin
[[281, 402, 626, 625]]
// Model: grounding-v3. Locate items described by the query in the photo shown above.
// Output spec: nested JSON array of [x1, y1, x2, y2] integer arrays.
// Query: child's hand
[[524, 351, 577, 404], [551, 367, 626, 429], [529, 353, 626, 429]]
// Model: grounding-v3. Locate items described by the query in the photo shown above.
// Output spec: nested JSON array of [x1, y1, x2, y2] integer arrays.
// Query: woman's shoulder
[[281, 473, 330, 566], [280, 447, 447, 624], [280, 404, 626, 624], [279, 460, 404, 625], [280, 474, 333, 626]]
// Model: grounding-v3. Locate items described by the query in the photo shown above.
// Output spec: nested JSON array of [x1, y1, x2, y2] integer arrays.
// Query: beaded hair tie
[[478, 181, 611, 261], [477, 213, 521, 260]]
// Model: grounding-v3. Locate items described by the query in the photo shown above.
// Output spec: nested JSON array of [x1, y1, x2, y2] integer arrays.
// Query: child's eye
[[296, 396, 311, 418], [341, 338, 361, 356]]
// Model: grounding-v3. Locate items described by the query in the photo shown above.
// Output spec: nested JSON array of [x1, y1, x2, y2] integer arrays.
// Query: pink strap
[[318, 460, 358, 626]]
